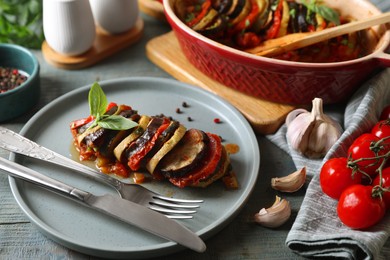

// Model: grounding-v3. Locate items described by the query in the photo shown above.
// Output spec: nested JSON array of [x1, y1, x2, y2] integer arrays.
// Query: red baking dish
[[162, 0, 390, 105]]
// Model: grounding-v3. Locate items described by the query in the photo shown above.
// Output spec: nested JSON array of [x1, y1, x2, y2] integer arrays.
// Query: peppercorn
[[213, 118, 221, 124], [0, 67, 28, 93]]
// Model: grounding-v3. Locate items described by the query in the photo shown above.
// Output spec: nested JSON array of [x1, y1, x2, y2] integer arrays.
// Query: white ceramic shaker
[[89, 0, 139, 34], [43, 0, 96, 56]]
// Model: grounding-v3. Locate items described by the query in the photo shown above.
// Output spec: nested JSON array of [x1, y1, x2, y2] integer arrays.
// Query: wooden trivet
[[138, 0, 165, 21], [42, 18, 144, 70], [146, 31, 297, 135]]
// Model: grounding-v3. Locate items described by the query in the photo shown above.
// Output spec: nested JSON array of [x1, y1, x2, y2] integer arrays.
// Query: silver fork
[[0, 127, 203, 219]]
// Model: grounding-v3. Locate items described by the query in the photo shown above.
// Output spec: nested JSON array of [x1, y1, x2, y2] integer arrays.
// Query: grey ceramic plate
[[9, 77, 260, 259]]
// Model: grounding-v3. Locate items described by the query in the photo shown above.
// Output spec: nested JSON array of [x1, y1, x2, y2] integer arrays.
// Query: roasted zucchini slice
[[146, 123, 187, 174]]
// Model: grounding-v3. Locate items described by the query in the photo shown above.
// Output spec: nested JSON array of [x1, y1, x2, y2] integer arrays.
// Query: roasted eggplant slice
[[297, 4, 308, 32], [158, 129, 209, 178], [306, 12, 317, 30], [229, 0, 251, 26], [96, 130, 129, 158], [114, 115, 151, 163], [126, 117, 171, 171], [197, 15, 228, 38], [168, 132, 223, 188], [226, 0, 246, 19], [287, 1, 299, 33], [212, 0, 232, 13]]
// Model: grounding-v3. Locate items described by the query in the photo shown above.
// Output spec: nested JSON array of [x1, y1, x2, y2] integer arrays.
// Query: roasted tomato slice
[[266, 0, 283, 39], [127, 117, 171, 171], [70, 115, 94, 130], [186, 0, 212, 27]]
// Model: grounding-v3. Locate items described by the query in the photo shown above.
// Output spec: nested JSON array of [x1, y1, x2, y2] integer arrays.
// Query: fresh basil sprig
[[88, 82, 138, 131], [0, 0, 44, 49], [302, 0, 340, 25]]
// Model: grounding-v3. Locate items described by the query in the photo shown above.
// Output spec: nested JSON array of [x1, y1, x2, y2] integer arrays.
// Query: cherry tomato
[[320, 157, 362, 200], [371, 119, 390, 151], [337, 184, 386, 229], [379, 105, 390, 120], [347, 133, 386, 177], [373, 167, 390, 209]]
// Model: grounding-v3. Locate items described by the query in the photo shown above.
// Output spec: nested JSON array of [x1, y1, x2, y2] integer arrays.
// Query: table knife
[[0, 157, 206, 253]]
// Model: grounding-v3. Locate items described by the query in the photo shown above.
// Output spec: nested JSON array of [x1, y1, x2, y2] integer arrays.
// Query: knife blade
[[0, 157, 206, 253]]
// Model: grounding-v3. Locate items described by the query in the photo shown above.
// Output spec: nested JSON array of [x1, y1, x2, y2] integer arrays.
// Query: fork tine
[[152, 195, 204, 204], [149, 194, 202, 219], [166, 215, 194, 219], [149, 205, 197, 215], [150, 200, 200, 209]]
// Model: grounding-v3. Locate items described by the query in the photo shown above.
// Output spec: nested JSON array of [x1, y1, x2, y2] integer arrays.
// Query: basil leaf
[[88, 82, 108, 117], [315, 5, 340, 25], [0, 0, 44, 49], [87, 82, 138, 131], [302, 0, 340, 25], [98, 115, 138, 130]]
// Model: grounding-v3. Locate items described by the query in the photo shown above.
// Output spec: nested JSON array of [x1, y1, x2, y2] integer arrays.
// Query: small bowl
[[163, 0, 390, 105], [0, 44, 40, 122]]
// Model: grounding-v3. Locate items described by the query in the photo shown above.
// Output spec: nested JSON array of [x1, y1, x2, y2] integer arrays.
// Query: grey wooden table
[[1, 1, 389, 259]]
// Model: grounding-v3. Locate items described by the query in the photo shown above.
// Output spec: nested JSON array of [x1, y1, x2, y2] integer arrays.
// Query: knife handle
[[0, 157, 90, 202], [0, 126, 122, 190]]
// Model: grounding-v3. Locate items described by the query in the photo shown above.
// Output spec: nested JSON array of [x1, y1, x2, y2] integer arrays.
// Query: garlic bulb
[[286, 98, 343, 158], [271, 167, 306, 192], [254, 196, 291, 228]]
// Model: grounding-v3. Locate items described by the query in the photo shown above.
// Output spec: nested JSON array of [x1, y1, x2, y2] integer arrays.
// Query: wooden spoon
[[246, 12, 390, 57]]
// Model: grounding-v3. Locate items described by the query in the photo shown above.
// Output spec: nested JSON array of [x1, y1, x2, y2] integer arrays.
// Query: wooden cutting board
[[146, 31, 298, 135], [42, 18, 144, 70]]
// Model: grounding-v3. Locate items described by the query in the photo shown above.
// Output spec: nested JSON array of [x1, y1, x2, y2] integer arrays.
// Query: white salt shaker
[[43, 0, 96, 56], [89, 0, 139, 34]]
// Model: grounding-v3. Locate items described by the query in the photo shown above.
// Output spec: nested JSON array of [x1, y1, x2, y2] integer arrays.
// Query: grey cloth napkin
[[267, 68, 390, 259]]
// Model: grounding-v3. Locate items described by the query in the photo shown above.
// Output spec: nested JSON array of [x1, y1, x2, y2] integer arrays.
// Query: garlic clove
[[285, 108, 309, 127], [271, 167, 307, 192], [254, 196, 291, 228], [286, 110, 316, 155]]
